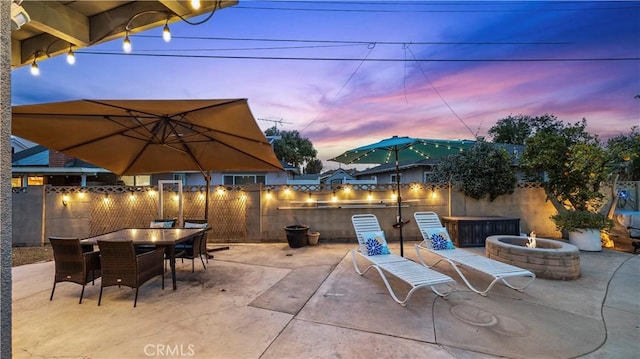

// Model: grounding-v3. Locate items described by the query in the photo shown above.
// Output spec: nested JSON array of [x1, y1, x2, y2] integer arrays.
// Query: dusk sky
[[11, 1, 640, 170]]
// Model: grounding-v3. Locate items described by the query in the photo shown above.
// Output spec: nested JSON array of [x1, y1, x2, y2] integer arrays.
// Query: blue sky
[[11, 1, 640, 170]]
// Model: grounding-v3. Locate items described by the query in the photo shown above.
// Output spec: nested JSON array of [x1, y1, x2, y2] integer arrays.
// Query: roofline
[[12, 167, 112, 175]]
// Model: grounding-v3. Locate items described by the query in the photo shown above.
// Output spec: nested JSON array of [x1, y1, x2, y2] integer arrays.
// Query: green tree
[[488, 114, 563, 145], [304, 158, 323, 174], [606, 126, 640, 181], [521, 118, 609, 212], [432, 140, 517, 201], [264, 126, 318, 171]]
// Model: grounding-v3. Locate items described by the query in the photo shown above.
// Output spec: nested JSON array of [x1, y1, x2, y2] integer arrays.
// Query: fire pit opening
[[486, 235, 580, 280]]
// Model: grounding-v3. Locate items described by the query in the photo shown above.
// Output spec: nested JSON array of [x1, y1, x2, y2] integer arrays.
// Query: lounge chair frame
[[351, 214, 455, 306], [413, 211, 535, 296]]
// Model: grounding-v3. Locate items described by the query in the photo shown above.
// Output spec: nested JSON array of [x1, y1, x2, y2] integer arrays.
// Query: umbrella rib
[[57, 115, 162, 152], [163, 117, 207, 175], [85, 99, 245, 119]]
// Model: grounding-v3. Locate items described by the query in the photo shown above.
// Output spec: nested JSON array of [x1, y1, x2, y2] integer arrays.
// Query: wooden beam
[[21, 1, 90, 46]]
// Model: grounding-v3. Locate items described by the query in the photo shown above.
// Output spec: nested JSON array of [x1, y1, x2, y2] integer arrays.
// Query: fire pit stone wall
[[485, 235, 580, 280]]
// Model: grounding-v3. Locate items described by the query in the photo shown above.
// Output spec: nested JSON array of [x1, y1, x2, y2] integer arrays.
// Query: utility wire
[[133, 34, 572, 45], [405, 45, 476, 138], [301, 42, 377, 133], [234, 4, 640, 13], [77, 51, 640, 62]]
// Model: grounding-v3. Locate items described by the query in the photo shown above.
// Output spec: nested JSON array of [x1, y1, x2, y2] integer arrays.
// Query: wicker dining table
[[81, 228, 206, 290]]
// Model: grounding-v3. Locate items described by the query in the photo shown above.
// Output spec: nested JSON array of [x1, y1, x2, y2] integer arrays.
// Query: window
[[423, 166, 435, 182], [223, 174, 266, 185], [390, 173, 401, 183], [173, 173, 186, 186], [28, 176, 43, 186], [11, 177, 22, 187], [121, 175, 151, 186]]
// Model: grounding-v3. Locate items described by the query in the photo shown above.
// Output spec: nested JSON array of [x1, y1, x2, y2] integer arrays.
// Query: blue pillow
[[425, 228, 455, 250], [361, 231, 390, 256]]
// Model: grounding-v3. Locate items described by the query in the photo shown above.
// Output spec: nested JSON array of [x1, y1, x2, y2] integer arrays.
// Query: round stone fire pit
[[485, 235, 580, 280]]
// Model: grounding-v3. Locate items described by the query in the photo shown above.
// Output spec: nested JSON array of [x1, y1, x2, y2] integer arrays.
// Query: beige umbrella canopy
[[12, 98, 283, 219], [12, 98, 282, 175]]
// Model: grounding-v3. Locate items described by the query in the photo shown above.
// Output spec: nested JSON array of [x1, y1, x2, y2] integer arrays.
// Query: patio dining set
[[49, 219, 210, 307]]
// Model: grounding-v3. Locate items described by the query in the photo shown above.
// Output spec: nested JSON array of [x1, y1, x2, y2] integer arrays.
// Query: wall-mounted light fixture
[[62, 194, 69, 206], [265, 188, 272, 200]]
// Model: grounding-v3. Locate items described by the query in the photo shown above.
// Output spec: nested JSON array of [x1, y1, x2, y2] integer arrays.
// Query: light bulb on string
[[123, 32, 132, 53], [190, 0, 201, 10], [162, 21, 171, 42], [66, 47, 75, 65], [30, 59, 39, 76]]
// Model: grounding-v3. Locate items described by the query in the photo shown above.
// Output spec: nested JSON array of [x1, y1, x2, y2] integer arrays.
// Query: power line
[[234, 3, 640, 13], [133, 34, 572, 46], [406, 45, 475, 138], [77, 51, 640, 63]]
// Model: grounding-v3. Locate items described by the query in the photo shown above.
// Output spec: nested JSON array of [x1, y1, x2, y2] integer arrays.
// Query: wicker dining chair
[[174, 231, 207, 273], [97, 240, 165, 307], [177, 219, 210, 270], [49, 237, 101, 304]]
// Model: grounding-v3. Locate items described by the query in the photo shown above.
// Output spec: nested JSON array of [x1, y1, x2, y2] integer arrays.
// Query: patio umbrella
[[329, 135, 474, 257], [12, 98, 283, 220]]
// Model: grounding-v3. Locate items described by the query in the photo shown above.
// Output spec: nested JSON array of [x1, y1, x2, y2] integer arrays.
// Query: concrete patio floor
[[12, 241, 639, 358]]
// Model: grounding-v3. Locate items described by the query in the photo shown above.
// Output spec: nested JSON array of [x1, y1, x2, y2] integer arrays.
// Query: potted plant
[[550, 210, 614, 251]]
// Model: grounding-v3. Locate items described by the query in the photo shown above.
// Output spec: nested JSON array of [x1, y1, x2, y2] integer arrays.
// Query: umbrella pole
[[395, 146, 404, 257]]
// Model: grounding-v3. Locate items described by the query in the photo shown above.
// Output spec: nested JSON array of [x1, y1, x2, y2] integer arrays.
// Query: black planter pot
[[284, 225, 309, 248]]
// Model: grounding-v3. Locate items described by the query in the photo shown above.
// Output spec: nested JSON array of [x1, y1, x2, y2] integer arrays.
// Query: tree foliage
[[432, 140, 517, 201], [305, 158, 323, 174], [606, 126, 640, 181], [521, 118, 609, 212], [488, 114, 563, 145], [264, 126, 318, 171]]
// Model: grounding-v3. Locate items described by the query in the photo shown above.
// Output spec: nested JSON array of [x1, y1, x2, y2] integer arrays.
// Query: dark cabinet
[[442, 216, 520, 247]]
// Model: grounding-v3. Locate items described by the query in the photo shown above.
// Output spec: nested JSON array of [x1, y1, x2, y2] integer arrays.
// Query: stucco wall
[[12, 182, 570, 246]]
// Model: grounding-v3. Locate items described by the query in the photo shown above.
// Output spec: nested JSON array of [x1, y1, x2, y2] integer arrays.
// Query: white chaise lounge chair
[[413, 211, 535, 296], [351, 214, 456, 306]]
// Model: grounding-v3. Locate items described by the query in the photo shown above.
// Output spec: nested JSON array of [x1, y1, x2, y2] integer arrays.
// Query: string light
[[30, 58, 39, 76], [123, 31, 132, 53], [66, 46, 75, 65], [190, 0, 201, 10], [162, 20, 171, 42]]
